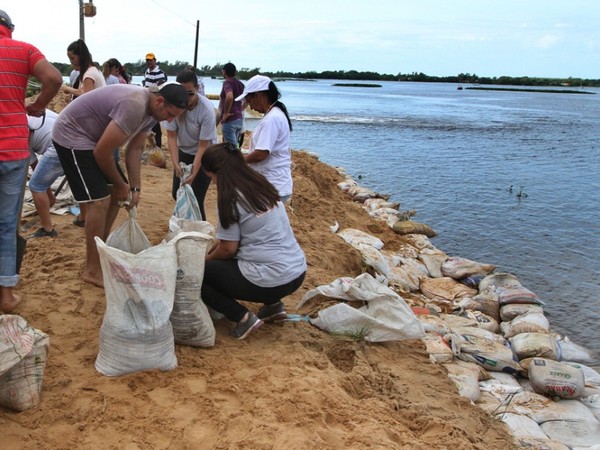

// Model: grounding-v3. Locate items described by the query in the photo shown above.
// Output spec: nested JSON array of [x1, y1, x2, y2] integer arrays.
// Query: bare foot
[[0, 288, 21, 313], [82, 274, 104, 288], [82, 270, 104, 288]]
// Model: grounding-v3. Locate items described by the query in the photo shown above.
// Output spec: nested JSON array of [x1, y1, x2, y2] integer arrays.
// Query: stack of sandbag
[[335, 172, 437, 236], [165, 218, 216, 348], [0, 315, 49, 411]]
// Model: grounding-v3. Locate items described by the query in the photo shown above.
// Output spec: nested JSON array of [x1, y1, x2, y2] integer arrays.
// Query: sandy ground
[[1, 94, 516, 449]]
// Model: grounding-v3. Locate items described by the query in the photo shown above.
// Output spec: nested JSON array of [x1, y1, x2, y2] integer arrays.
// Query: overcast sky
[[7, 0, 600, 78]]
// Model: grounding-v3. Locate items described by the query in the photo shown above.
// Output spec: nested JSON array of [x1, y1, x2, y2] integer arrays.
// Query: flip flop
[[72, 217, 86, 227]]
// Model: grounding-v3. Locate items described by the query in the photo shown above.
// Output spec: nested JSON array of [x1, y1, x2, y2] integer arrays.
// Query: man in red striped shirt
[[0, 9, 62, 313]]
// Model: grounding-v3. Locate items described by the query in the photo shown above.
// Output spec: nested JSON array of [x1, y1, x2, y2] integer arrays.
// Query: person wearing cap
[[235, 75, 294, 202], [164, 70, 218, 221], [143, 52, 168, 148], [51, 83, 188, 287], [0, 9, 62, 313], [217, 63, 245, 146]]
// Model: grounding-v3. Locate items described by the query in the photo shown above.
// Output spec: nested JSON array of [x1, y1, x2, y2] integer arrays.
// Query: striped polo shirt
[[142, 65, 167, 87], [0, 30, 45, 161]]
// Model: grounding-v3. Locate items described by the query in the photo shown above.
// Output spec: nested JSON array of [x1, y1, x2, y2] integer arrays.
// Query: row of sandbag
[[330, 173, 599, 448]]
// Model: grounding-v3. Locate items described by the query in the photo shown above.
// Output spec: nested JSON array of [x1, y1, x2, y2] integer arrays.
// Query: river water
[[144, 77, 600, 363]]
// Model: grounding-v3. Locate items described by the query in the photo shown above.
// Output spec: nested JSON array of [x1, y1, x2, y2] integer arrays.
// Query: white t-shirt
[[105, 74, 120, 85], [82, 66, 107, 90], [248, 107, 292, 197], [162, 94, 217, 155], [28, 110, 58, 157], [217, 201, 306, 287]]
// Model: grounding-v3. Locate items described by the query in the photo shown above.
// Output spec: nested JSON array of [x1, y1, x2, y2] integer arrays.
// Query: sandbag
[[445, 330, 522, 374], [510, 333, 558, 361], [496, 286, 544, 306], [417, 248, 447, 278], [454, 296, 500, 323], [528, 358, 585, 399], [440, 256, 495, 280], [392, 220, 437, 237], [420, 277, 478, 302], [421, 332, 453, 363], [500, 303, 544, 322], [165, 224, 216, 348], [478, 272, 522, 292], [337, 228, 384, 250], [556, 336, 595, 364], [0, 315, 49, 411], [500, 312, 550, 339], [94, 236, 179, 376], [460, 310, 500, 333], [299, 273, 424, 342], [106, 207, 152, 254], [443, 361, 482, 402], [540, 418, 600, 448]]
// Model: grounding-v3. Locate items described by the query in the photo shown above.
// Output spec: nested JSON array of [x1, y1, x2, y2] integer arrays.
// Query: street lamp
[[79, 0, 97, 41]]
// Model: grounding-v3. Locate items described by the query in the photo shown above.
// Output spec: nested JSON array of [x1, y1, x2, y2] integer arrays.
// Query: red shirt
[[0, 27, 46, 161]]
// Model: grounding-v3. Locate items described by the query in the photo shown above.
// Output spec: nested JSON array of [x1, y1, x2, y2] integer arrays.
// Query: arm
[[244, 149, 269, 164], [26, 60, 62, 117], [94, 121, 130, 201], [62, 77, 96, 97], [206, 239, 239, 260], [123, 130, 149, 209], [218, 91, 234, 124], [184, 139, 211, 185], [166, 129, 182, 178]]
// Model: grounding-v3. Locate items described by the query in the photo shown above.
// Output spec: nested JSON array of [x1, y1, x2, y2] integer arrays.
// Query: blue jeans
[[221, 118, 244, 145], [28, 153, 64, 192], [0, 158, 29, 286]]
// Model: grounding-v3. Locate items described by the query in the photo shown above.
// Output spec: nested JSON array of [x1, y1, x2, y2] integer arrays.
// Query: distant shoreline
[[465, 86, 594, 95]]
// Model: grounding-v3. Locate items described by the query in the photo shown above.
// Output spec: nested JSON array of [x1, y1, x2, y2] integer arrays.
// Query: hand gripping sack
[[106, 207, 152, 254], [94, 236, 180, 376], [173, 163, 202, 221], [0, 315, 50, 411], [165, 222, 216, 347]]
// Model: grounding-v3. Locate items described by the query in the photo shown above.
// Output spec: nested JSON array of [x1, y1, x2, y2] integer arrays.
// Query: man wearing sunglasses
[[0, 9, 62, 313]]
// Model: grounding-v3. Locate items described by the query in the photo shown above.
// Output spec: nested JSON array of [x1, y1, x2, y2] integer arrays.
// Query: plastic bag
[[173, 163, 202, 221], [106, 207, 152, 254]]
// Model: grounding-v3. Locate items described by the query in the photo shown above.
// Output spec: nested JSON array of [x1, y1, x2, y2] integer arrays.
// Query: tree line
[[50, 61, 600, 87]]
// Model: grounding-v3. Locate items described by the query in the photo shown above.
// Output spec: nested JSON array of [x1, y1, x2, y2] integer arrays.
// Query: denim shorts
[[28, 153, 64, 193]]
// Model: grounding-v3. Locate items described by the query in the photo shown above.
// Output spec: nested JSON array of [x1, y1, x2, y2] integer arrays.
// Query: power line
[[149, 0, 197, 27]]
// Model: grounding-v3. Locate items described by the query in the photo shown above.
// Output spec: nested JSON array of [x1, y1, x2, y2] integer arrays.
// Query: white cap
[[235, 75, 272, 101]]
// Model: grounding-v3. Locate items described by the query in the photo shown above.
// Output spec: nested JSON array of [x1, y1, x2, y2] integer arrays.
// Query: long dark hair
[[265, 81, 293, 131], [67, 39, 94, 85], [201, 143, 280, 228]]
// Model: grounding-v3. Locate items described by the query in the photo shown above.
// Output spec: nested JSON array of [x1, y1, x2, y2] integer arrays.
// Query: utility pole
[[79, 0, 97, 41]]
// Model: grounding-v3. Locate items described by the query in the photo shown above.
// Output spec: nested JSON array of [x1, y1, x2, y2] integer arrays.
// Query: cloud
[[536, 34, 562, 49]]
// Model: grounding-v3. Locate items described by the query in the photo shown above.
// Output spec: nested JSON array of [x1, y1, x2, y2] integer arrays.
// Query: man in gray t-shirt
[[52, 83, 188, 287]]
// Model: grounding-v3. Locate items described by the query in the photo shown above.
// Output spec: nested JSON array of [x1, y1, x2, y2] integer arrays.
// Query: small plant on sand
[[331, 323, 373, 342]]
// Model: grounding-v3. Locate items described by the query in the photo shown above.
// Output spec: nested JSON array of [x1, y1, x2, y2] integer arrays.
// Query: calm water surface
[[185, 78, 600, 363]]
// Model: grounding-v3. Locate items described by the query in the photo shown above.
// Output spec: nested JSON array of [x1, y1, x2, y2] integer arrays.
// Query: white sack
[[166, 227, 216, 348], [299, 273, 424, 342], [529, 358, 585, 399], [106, 207, 152, 254], [95, 236, 179, 376], [0, 315, 49, 411], [173, 163, 202, 221]]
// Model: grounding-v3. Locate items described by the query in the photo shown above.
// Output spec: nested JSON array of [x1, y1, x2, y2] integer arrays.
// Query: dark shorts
[[54, 142, 127, 203]]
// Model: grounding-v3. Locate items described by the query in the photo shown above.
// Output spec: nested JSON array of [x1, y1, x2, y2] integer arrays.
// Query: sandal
[[72, 217, 86, 227]]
